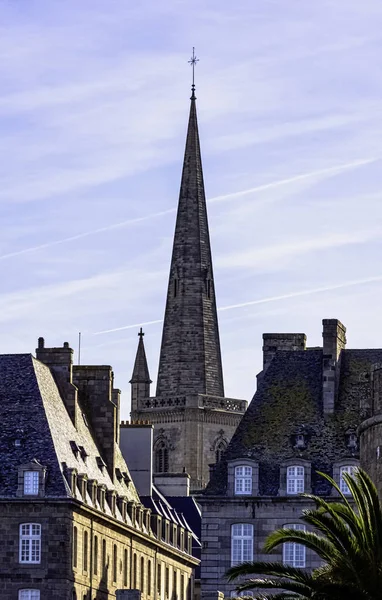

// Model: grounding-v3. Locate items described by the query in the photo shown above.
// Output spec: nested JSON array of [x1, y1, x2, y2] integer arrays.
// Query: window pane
[[19, 591, 40, 600], [283, 524, 306, 567]]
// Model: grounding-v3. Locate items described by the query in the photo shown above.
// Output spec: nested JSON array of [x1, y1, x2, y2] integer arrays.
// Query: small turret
[[130, 329, 152, 412]]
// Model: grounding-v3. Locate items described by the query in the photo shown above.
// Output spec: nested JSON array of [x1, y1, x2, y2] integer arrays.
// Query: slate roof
[[205, 347, 382, 497], [0, 353, 139, 506]]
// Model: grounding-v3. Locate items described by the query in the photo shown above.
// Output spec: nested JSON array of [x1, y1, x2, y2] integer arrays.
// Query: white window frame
[[231, 523, 253, 566], [19, 523, 41, 564], [340, 465, 357, 495], [18, 591, 40, 600], [23, 471, 39, 495], [283, 523, 306, 567], [286, 466, 305, 495], [234, 466, 252, 495]]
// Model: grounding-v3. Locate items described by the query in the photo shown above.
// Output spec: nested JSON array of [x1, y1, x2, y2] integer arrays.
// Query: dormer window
[[346, 432, 357, 449], [70, 440, 80, 458], [78, 446, 89, 463], [96, 456, 106, 472], [115, 468, 123, 481], [294, 434, 306, 449], [17, 460, 46, 498], [234, 466, 252, 495], [340, 465, 357, 495], [24, 472, 39, 495], [287, 466, 305, 494]]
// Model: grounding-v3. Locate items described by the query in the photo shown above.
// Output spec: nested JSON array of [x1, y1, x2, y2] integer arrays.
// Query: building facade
[[0, 341, 198, 600], [130, 88, 246, 491], [199, 319, 382, 597]]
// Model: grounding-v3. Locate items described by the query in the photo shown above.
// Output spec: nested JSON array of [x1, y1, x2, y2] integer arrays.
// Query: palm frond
[[226, 561, 315, 584]]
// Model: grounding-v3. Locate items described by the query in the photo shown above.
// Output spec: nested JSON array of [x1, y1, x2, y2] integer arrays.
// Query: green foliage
[[226, 469, 382, 600]]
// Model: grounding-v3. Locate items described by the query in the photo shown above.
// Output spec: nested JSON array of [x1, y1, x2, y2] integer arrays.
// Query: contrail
[[0, 157, 376, 262], [93, 274, 382, 335], [209, 157, 377, 204], [0, 209, 175, 261], [94, 319, 164, 335]]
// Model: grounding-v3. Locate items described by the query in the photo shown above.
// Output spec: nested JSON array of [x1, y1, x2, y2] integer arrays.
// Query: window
[[283, 524, 306, 567], [165, 566, 170, 598], [133, 553, 137, 588], [18, 591, 40, 600], [113, 544, 117, 583], [155, 441, 169, 473], [231, 523, 253, 566], [102, 539, 107, 575], [83, 531, 88, 572], [340, 465, 357, 495], [23, 471, 39, 495], [140, 556, 145, 592], [73, 526, 78, 569], [19, 524, 41, 564], [234, 466, 252, 495], [287, 466, 305, 494], [124, 548, 128, 587], [148, 559, 152, 596], [215, 442, 226, 464], [180, 573, 185, 600], [93, 536, 98, 576], [173, 569, 178, 600], [157, 562, 162, 595]]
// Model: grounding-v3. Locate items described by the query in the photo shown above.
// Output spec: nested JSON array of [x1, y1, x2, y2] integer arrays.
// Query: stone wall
[[0, 500, 196, 600]]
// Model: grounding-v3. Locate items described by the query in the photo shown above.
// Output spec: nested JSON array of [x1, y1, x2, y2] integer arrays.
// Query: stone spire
[[130, 329, 152, 411], [156, 90, 224, 398]]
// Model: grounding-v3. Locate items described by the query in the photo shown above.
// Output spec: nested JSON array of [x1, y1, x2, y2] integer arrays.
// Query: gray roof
[[0, 353, 139, 506], [205, 347, 382, 496]]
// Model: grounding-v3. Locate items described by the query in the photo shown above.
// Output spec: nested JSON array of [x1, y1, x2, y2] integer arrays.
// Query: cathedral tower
[[130, 84, 247, 490]]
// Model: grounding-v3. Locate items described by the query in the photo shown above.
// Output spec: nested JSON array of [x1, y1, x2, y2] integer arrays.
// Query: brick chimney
[[322, 319, 346, 414], [262, 333, 306, 371]]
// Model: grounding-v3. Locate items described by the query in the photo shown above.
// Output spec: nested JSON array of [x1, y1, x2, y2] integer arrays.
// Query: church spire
[[130, 328, 151, 410], [156, 84, 225, 398]]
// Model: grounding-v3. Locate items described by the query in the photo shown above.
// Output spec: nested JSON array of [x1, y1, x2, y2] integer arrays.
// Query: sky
[[1, 0, 382, 419]]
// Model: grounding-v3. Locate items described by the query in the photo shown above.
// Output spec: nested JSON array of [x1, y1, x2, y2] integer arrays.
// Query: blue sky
[[1, 0, 382, 418]]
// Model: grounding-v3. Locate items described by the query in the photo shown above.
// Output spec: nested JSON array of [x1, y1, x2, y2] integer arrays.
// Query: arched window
[[287, 466, 304, 495], [340, 465, 357, 495], [113, 544, 117, 583], [73, 526, 78, 569], [155, 441, 169, 473], [19, 524, 41, 564], [140, 556, 145, 592], [133, 553, 137, 588], [215, 441, 227, 464], [234, 466, 252, 495], [83, 531, 88, 572], [148, 559, 152, 596], [283, 523, 306, 567], [123, 548, 128, 586], [231, 523, 253, 566], [93, 536, 98, 576]]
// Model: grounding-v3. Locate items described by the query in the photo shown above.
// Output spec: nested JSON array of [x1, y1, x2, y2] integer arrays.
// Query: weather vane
[[188, 47, 199, 95]]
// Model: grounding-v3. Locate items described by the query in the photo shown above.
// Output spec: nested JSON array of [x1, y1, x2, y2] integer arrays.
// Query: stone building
[[130, 87, 247, 490], [0, 340, 198, 600], [199, 319, 382, 597]]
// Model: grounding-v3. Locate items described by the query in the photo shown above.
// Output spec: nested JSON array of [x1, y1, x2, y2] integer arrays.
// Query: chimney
[[73, 365, 117, 480], [35, 338, 79, 426], [322, 319, 346, 414], [119, 422, 153, 496], [262, 333, 306, 371]]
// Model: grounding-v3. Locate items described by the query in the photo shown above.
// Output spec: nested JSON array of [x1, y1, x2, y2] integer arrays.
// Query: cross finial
[[188, 47, 199, 98], [138, 328, 144, 339]]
